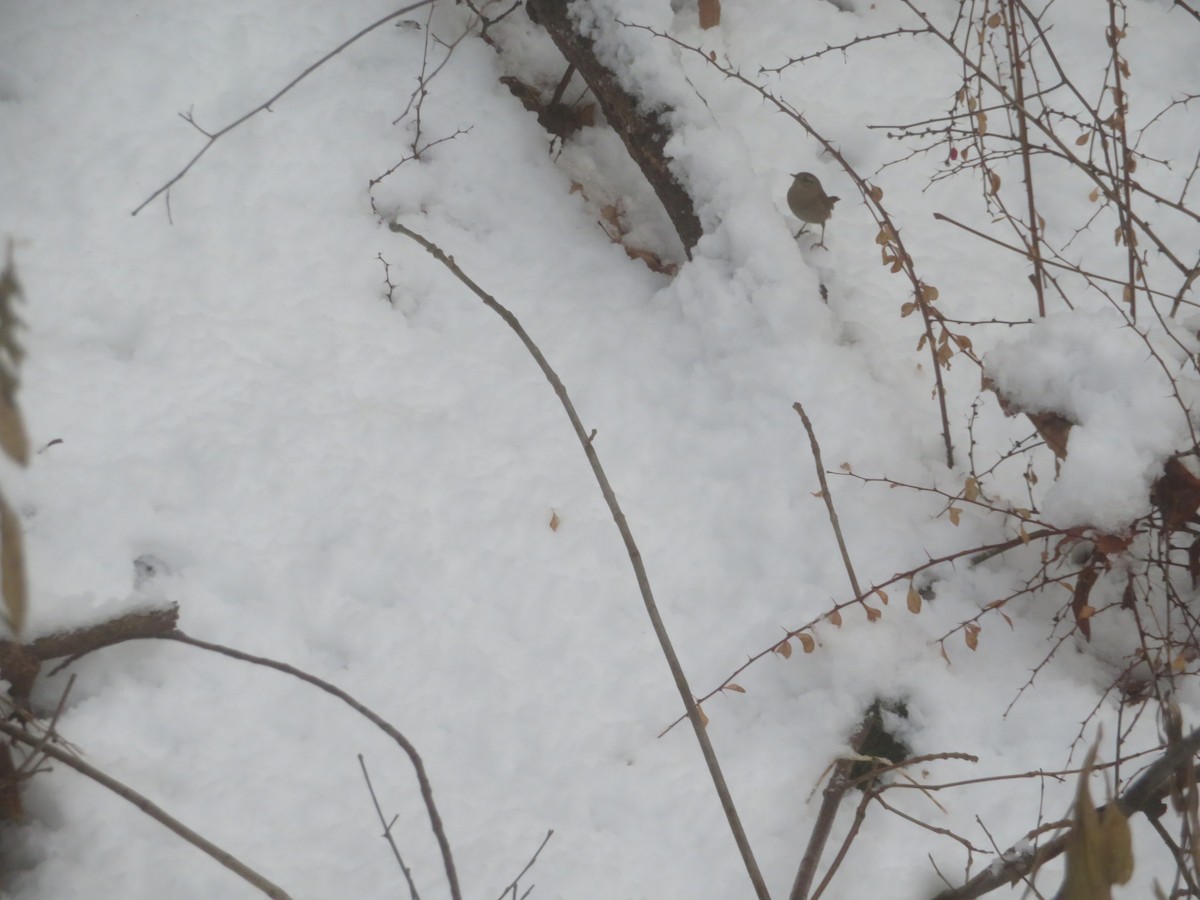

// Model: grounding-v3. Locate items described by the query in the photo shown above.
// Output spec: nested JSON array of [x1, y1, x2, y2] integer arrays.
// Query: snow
[[1, 0, 1198, 897], [985, 310, 1189, 530]]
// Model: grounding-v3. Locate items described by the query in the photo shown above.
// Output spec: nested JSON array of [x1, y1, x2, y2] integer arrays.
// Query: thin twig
[[930, 213, 1177, 301], [389, 220, 772, 900], [1147, 814, 1200, 897], [1004, 0, 1047, 318], [132, 1, 435, 216], [359, 754, 421, 900], [794, 403, 862, 599], [901, 0, 1193, 286], [0, 719, 292, 899], [495, 829, 554, 900], [54, 630, 462, 900], [13, 674, 76, 780], [808, 789, 873, 900]]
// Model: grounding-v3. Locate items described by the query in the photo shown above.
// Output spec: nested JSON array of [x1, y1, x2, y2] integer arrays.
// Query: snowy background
[[1, 0, 1199, 897]]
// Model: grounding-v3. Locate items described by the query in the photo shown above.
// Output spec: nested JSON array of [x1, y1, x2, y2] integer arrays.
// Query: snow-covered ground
[[1, 0, 1198, 897]]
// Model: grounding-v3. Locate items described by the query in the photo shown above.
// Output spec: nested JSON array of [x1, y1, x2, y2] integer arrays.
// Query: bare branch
[[132, 1, 435, 216], [790, 713, 876, 900], [52, 630, 463, 900], [795, 403, 862, 599], [0, 718, 293, 899], [495, 829, 554, 900], [157, 632, 462, 900], [1174, 0, 1200, 23], [388, 219, 771, 900], [359, 754, 421, 900], [759, 28, 931, 73]]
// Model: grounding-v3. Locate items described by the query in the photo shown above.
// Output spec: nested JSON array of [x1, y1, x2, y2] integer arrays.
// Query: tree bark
[[526, 0, 703, 259]]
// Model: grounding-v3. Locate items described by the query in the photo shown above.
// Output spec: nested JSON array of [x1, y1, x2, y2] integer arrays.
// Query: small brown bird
[[787, 172, 839, 246]]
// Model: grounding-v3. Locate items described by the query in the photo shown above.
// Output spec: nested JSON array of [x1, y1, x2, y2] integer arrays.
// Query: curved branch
[[157, 632, 462, 900], [389, 220, 772, 900]]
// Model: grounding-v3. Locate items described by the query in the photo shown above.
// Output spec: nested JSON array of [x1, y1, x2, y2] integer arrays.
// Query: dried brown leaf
[[1072, 566, 1099, 641], [906, 587, 922, 614], [1060, 742, 1134, 898], [964, 476, 980, 501], [965, 623, 980, 650], [698, 0, 720, 29]]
